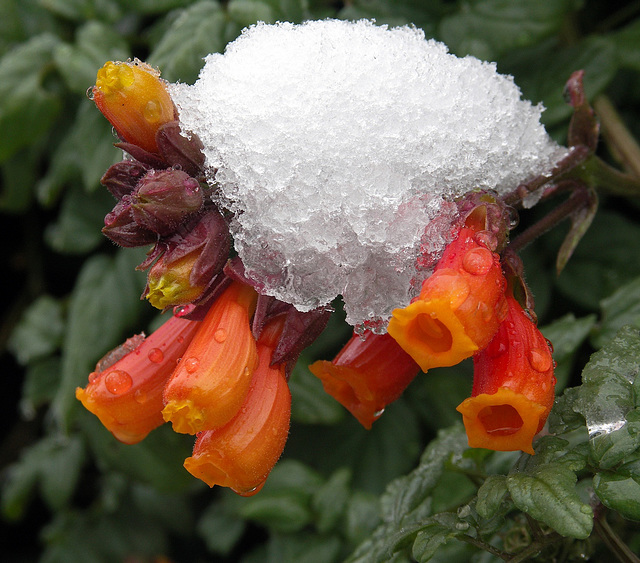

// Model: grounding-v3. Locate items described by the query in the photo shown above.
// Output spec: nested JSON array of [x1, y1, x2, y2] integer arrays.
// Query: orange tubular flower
[[162, 281, 259, 434], [387, 224, 507, 372], [183, 318, 291, 495], [309, 331, 421, 429], [76, 315, 200, 444], [93, 60, 176, 154], [456, 292, 556, 454]]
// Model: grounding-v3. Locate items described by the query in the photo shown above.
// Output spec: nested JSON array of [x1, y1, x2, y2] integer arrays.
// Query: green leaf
[[289, 362, 346, 424], [197, 501, 246, 555], [54, 20, 129, 95], [53, 247, 148, 428], [20, 357, 62, 416], [411, 513, 461, 563], [39, 0, 122, 22], [540, 313, 596, 390], [115, 0, 195, 14], [338, 0, 440, 36], [500, 35, 617, 128], [571, 326, 640, 469], [593, 472, 640, 522], [0, 147, 40, 212], [438, 0, 576, 61], [0, 33, 62, 163], [45, 185, 115, 254], [265, 532, 342, 563], [148, 1, 241, 84], [610, 18, 640, 72], [476, 474, 508, 520], [506, 463, 593, 538], [228, 0, 277, 27], [344, 490, 381, 547], [312, 467, 351, 533], [82, 415, 194, 492], [7, 295, 65, 365], [550, 210, 640, 310], [593, 275, 640, 349], [1, 434, 84, 519], [381, 425, 468, 523]]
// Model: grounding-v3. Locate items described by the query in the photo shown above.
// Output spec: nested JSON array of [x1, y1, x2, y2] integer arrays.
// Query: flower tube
[[388, 224, 508, 371], [309, 331, 421, 429], [93, 59, 176, 154], [183, 318, 291, 495], [162, 281, 258, 434], [456, 292, 556, 454], [76, 315, 200, 444]]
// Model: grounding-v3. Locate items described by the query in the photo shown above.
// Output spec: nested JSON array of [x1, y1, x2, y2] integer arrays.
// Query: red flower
[[388, 223, 508, 371], [183, 318, 291, 495], [75, 315, 200, 444], [456, 291, 556, 454], [309, 331, 420, 429], [162, 281, 258, 434]]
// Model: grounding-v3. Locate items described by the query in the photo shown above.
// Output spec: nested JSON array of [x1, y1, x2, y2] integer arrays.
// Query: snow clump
[[171, 19, 567, 329]]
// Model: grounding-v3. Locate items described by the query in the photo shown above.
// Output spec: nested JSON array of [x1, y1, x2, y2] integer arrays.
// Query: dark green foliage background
[[2, 1, 640, 561]]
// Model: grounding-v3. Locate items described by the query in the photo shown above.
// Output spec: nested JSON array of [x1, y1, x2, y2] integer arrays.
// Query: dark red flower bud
[[102, 198, 157, 247], [156, 121, 206, 178], [131, 169, 204, 236], [101, 160, 149, 200]]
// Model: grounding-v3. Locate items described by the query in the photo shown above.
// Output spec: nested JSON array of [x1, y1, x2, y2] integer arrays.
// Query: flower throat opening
[[477, 404, 523, 436], [415, 314, 453, 354]]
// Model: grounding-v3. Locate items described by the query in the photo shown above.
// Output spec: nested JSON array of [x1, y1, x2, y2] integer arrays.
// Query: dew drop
[[462, 247, 494, 275], [134, 389, 147, 404], [177, 335, 185, 343], [104, 212, 117, 226], [373, 408, 385, 418], [88, 371, 99, 383], [86, 86, 95, 100], [148, 347, 164, 364], [528, 348, 552, 372], [473, 230, 498, 251], [214, 328, 227, 343], [105, 370, 133, 395], [143, 99, 161, 123], [184, 357, 200, 374]]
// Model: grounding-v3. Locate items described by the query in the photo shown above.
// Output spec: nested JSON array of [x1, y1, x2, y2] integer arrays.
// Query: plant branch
[[507, 183, 590, 254], [594, 513, 640, 563]]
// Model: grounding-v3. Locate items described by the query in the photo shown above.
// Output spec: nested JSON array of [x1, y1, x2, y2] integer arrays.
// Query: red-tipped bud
[[132, 169, 204, 236], [309, 331, 421, 429], [93, 59, 176, 154], [100, 160, 149, 200], [102, 198, 158, 247], [155, 121, 206, 178], [388, 224, 507, 371], [162, 282, 259, 434], [75, 315, 200, 444], [183, 318, 291, 495], [456, 292, 556, 454]]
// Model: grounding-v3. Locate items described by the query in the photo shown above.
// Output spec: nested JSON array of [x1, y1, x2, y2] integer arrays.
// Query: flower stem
[[507, 183, 590, 254], [594, 94, 640, 179], [594, 513, 640, 563]]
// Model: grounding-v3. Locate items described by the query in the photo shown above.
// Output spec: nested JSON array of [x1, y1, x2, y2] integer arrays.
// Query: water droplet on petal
[[148, 347, 164, 363], [143, 99, 161, 123], [88, 371, 99, 383], [184, 357, 199, 373], [214, 328, 227, 343], [104, 212, 117, 226], [474, 230, 498, 251], [462, 247, 494, 275], [134, 389, 147, 404], [86, 86, 95, 100], [373, 408, 385, 418], [528, 347, 552, 372], [105, 370, 133, 395]]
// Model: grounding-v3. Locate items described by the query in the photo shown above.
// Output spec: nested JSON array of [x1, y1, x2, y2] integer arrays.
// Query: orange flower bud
[[93, 59, 176, 154], [162, 282, 258, 434], [456, 292, 556, 454], [75, 315, 200, 444], [309, 331, 420, 429], [388, 225, 507, 371], [183, 318, 291, 495]]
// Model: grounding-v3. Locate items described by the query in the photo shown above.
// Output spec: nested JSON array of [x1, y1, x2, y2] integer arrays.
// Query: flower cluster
[[78, 60, 330, 494], [80, 38, 560, 495]]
